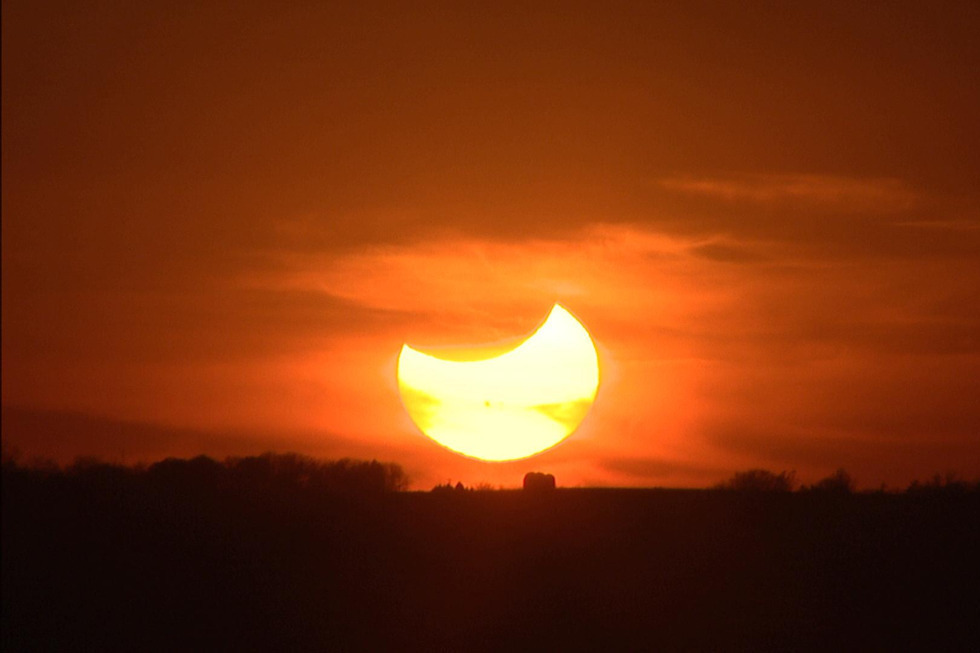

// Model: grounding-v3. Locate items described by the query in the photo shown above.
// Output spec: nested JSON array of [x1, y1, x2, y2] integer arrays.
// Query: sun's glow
[[396, 304, 600, 461]]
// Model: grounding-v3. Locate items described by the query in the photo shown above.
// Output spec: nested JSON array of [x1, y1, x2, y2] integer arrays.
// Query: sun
[[396, 303, 600, 461]]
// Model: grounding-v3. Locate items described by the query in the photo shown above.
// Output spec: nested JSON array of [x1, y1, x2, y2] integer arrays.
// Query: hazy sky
[[4, 1, 979, 488]]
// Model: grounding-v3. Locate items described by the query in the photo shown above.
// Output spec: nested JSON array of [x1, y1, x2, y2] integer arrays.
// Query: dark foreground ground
[[4, 466, 978, 651]]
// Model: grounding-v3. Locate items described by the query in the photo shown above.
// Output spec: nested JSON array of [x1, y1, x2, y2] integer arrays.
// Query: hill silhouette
[[3, 455, 978, 650]]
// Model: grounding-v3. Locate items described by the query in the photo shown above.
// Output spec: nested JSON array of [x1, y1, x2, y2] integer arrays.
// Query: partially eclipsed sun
[[397, 304, 600, 461]]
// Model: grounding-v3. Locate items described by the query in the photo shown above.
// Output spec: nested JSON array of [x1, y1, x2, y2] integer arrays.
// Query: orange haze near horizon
[[3, 1, 979, 489]]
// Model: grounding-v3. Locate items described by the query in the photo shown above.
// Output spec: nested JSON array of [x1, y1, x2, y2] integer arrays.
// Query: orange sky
[[4, 1, 979, 489]]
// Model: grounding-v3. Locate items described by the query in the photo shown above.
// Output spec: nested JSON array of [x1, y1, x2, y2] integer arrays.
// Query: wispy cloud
[[658, 173, 920, 213]]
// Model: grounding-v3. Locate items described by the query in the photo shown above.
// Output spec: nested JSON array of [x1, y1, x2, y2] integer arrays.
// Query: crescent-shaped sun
[[396, 303, 600, 461]]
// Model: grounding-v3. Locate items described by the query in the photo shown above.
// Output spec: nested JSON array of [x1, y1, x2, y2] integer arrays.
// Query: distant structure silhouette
[[523, 472, 556, 492]]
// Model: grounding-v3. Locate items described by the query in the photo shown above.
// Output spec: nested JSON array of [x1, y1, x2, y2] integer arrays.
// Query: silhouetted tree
[[809, 468, 855, 494], [431, 482, 455, 494], [907, 472, 976, 494], [67, 457, 134, 487], [148, 455, 223, 489], [223, 453, 408, 493], [716, 469, 796, 492]]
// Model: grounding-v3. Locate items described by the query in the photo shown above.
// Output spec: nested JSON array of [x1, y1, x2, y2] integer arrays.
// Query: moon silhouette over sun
[[396, 303, 600, 461]]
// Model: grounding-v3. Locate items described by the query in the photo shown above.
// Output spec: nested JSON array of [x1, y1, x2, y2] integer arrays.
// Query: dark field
[[3, 462, 978, 651]]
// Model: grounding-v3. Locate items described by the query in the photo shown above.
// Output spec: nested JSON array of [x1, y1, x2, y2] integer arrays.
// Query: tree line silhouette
[[2, 450, 408, 494], [4, 451, 978, 650], [4, 444, 976, 495], [713, 467, 978, 494]]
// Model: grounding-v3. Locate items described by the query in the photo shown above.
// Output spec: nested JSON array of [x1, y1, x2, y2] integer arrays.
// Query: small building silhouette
[[523, 472, 556, 492]]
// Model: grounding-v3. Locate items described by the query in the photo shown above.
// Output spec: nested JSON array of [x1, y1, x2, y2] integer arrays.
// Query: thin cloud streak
[[658, 174, 920, 212]]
